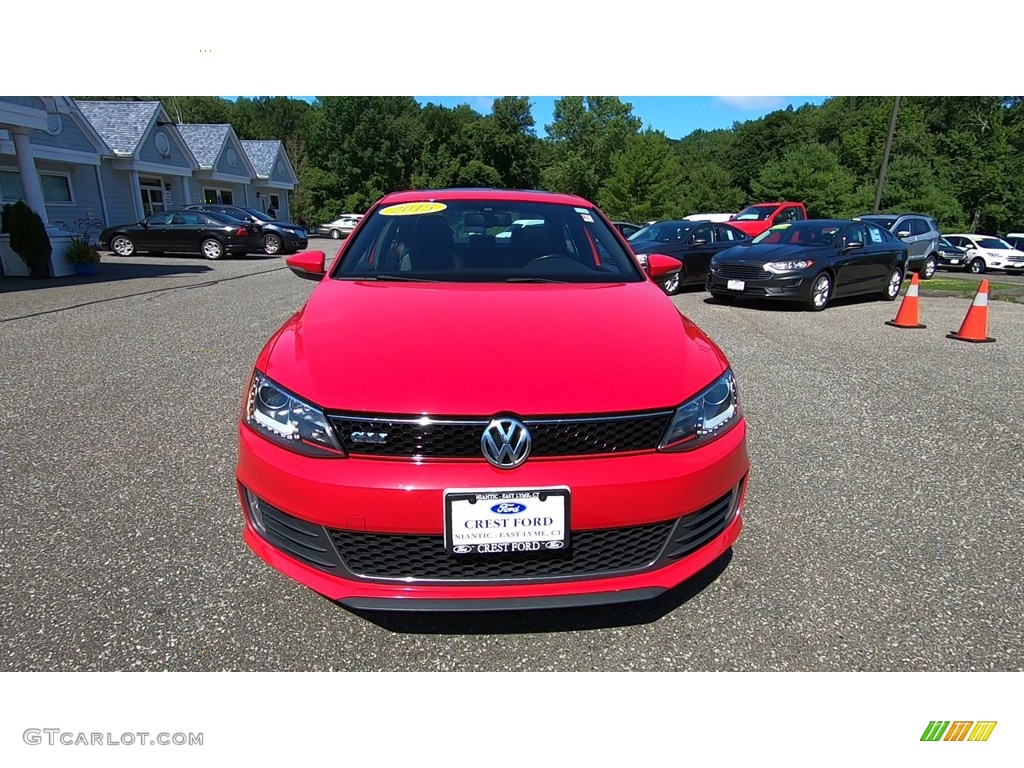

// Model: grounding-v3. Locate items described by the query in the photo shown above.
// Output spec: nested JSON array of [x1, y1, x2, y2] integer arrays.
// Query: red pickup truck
[[729, 201, 808, 238]]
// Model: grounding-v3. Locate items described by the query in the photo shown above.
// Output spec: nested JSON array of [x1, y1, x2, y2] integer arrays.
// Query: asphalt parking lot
[[1, 247, 1022, 671]]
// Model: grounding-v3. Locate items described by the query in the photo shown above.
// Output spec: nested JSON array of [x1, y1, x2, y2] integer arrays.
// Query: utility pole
[[873, 96, 901, 213]]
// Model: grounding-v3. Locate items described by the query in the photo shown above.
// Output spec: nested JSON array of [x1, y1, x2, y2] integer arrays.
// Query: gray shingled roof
[[176, 124, 231, 168], [241, 140, 281, 178], [74, 100, 160, 155]]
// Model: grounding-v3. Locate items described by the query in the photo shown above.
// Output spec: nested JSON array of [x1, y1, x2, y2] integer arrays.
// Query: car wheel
[[806, 271, 832, 311], [920, 255, 937, 280], [329, 229, 341, 239], [969, 258, 985, 274], [264, 234, 283, 255], [881, 266, 903, 301], [661, 272, 681, 295], [201, 238, 225, 260], [111, 235, 135, 256]]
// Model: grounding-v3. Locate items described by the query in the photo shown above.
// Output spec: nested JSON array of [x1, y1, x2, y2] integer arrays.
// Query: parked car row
[[317, 213, 363, 239], [99, 205, 308, 259]]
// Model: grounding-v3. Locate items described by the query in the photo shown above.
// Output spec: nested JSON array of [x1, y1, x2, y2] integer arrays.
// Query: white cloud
[[713, 96, 789, 111]]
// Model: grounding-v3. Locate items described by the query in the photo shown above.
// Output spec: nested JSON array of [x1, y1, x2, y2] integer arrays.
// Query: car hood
[[716, 243, 827, 263], [261, 280, 729, 415]]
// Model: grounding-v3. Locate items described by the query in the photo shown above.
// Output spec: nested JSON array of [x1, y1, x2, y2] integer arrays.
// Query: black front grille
[[715, 264, 768, 280], [330, 411, 672, 459], [330, 522, 675, 581], [327, 488, 737, 583]]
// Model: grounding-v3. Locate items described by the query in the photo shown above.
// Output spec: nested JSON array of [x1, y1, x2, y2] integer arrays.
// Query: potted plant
[[64, 235, 102, 276], [1, 200, 52, 278]]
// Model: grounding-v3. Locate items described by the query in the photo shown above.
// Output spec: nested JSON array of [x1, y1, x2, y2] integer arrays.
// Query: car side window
[[865, 223, 887, 244], [714, 224, 741, 242], [173, 212, 204, 226], [845, 224, 867, 245], [908, 218, 927, 236], [691, 225, 712, 244], [147, 212, 174, 225]]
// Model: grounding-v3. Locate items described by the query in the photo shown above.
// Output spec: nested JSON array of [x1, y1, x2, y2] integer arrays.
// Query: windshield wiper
[[338, 275, 442, 282]]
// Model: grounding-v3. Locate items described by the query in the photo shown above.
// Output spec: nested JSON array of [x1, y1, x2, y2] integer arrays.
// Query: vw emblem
[[481, 417, 532, 469]]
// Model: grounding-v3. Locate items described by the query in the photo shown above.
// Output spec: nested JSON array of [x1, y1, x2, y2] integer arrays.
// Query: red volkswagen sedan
[[235, 188, 750, 611]]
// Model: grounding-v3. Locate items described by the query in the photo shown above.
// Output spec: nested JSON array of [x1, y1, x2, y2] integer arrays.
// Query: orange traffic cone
[[947, 279, 996, 343], [885, 273, 927, 329]]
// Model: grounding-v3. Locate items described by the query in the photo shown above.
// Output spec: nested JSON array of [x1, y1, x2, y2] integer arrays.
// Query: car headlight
[[709, 257, 720, 269], [244, 371, 345, 457], [658, 369, 741, 451], [764, 259, 814, 273]]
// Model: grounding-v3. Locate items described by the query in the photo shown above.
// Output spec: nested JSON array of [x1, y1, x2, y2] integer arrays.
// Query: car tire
[[806, 271, 832, 311], [111, 235, 135, 257], [661, 272, 681, 295], [329, 229, 341, 239], [264, 234, 283, 255], [920, 254, 938, 280], [969, 258, 985, 274], [881, 266, 903, 301], [201, 238, 225, 260]]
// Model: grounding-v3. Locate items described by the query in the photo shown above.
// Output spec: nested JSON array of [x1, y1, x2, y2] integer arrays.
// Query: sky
[[223, 96, 829, 141], [412, 96, 828, 140]]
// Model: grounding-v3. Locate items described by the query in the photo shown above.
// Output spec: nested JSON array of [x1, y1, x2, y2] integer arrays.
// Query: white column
[[129, 170, 143, 220], [182, 176, 193, 205], [11, 128, 49, 225]]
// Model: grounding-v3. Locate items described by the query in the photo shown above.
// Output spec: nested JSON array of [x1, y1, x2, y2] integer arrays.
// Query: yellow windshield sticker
[[379, 202, 447, 216]]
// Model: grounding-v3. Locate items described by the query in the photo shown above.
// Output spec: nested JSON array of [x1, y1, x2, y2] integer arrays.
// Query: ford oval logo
[[491, 502, 527, 515], [452, 545, 473, 554]]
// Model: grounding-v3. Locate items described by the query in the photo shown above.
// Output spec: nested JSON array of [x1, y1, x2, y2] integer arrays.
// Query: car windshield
[[628, 221, 695, 242], [751, 222, 842, 245], [976, 237, 1010, 250], [734, 205, 778, 221], [335, 199, 644, 283], [939, 238, 954, 248], [242, 208, 274, 222]]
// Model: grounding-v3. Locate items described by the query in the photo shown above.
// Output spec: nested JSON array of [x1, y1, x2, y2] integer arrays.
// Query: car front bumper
[[235, 418, 750, 609], [707, 270, 811, 299]]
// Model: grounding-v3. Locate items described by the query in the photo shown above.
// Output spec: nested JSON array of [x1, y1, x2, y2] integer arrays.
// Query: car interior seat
[[408, 214, 456, 270]]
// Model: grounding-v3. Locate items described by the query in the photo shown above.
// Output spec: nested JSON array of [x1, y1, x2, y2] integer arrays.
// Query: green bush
[[64, 236, 100, 264], [1, 200, 52, 275]]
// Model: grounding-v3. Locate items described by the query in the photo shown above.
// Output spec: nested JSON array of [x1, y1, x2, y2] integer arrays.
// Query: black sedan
[[706, 219, 908, 311], [627, 219, 749, 294], [937, 237, 969, 271], [184, 204, 308, 255], [100, 211, 262, 260]]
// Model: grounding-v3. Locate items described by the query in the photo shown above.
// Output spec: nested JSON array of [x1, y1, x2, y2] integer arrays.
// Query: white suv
[[944, 234, 1024, 275]]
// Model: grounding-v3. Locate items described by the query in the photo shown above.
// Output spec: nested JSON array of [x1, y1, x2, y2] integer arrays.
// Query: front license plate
[[949, 259, 960, 264], [444, 487, 570, 555], [727, 279, 745, 291]]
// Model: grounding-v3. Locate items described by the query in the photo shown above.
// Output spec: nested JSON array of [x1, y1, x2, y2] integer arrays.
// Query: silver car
[[856, 213, 941, 279]]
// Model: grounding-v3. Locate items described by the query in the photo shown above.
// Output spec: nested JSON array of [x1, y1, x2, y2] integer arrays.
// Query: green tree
[[752, 142, 856, 218], [543, 97, 643, 199], [597, 130, 683, 221]]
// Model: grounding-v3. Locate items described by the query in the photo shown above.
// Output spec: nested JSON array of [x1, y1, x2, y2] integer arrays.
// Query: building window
[[0, 170, 25, 202], [203, 188, 233, 205], [40, 173, 73, 204], [0, 170, 72, 204], [270, 194, 280, 210]]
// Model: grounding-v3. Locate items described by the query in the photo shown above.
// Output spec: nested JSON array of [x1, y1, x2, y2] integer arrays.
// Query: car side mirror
[[646, 253, 682, 279], [895, 230, 911, 239], [843, 240, 865, 251], [286, 250, 326, 281], [690, 238, 708, 247]]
